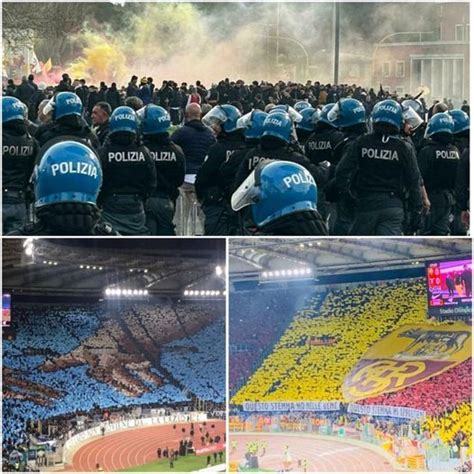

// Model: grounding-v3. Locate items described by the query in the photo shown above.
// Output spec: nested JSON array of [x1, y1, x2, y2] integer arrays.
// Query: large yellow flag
[[44, 58, 52, 73], [342, 322, 471, 402]]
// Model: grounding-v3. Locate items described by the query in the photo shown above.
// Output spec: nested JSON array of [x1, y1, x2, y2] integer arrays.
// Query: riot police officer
[[35, 92, 99, 149], [448, 109, 470, 155], [138, 105, 185, 235], [448, 109, 469, 235], [418, 113, 460, 235], [195, 104, 246, 235], [2, 97, 39, 234], [8, 141, 117, 235], [98, 106, 157, 235], [401, 98, 427, 151], [231, 160, 328, 235], [233, 111, 328, 191], [336, 99, 423, 235], [220, 109, 268, 200], [326, 98, 368, 235], [295, 107, 320, 146], [304, 103, 345, 223]]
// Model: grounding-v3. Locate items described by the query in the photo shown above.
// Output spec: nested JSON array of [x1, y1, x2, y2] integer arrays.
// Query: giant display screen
[[426, 258, 472, 317]]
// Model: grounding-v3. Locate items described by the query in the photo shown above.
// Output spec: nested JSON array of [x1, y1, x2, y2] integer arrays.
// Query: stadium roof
[[3, 238, 225, 296], [229, 238, 471, 275]]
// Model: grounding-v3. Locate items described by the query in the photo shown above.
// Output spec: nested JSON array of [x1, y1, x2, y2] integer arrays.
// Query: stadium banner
[[63, 412, 207, 461], [348, 403, 426, 420], [242, 401, 341, 412], [343, 322, 471, 402]]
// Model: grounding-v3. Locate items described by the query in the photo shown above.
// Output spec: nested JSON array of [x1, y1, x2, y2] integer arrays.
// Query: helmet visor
[[202, 106, 227, 128], [231, 171, 259, 211], [403, 105, 423, 130], [327, 102, 340, 124], [136, 106, 146, 123], [236, 111, 252, 131], [287, 106, 303, 123], [42, 98, 55, 117]]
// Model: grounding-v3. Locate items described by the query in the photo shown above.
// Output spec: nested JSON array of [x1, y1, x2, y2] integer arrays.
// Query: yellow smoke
[[67, 32, 128, 84]]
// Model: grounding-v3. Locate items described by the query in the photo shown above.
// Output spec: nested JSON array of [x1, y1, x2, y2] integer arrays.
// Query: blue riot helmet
[[448, 109, 470, 135], [2, 97, 27, 123], [43, 92, 83, 120], [319, 103, 337, 127], [296, 107, 321, 131], [137, 105, 171, 135], [327, 98, 366, 128], [231, 160, 317, 227], [34, 141, 102, 208], [236, 110, 268, 139], [401, 99, 425, 120], [269, 104, 302, 124], [261, 112, 293, 143], [294, 101, 312, 113], [109, 106, 138, 134], [371, 99, 403, 131], [202, 104, 242, 133], [425, 112, 454, 138]]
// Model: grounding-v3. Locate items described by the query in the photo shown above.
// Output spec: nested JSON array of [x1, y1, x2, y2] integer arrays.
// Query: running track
[[230, 433, 398, 472], [64, 420, 225, 472]]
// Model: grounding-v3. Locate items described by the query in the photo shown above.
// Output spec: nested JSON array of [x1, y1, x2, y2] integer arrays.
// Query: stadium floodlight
[[129, 269, 134, 272], [86, 265, 90, 269], [268, 271, 273, 277], [144, 269, 148, 273], [205, 290, 210, 296], [92, 266, 96, 270], [308, 242, 313, 247], [215, 291, 221, 296], [216, 265, 223, 276], [99, 267, 103, 270], [184, 290, 188, 296], [80, 265, 84, 269], [53, 262, 58, 265], [200, 290, 205, 296], [275, 271, 280, 277], [306, 268, 312, 275], [48, 261, 53, 265], [317, 242, 321, 246], [262, 272, 267, 278], [299, 243, 304, 248], [43, 260, 47, 264], [223, 290, 227, 296]]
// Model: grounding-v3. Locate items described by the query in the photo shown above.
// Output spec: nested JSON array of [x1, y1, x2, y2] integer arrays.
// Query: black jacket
[[335, 132, 423, 210], [418, 138, 460, 194], [142, 134, 186, 201], [233, 136, 327, 192], [2, 122, 39, 191], [171, 120, 216, 174], [98, 134, 157, 200], [35, 116, 100, 150], [195, 131, 246, 203]]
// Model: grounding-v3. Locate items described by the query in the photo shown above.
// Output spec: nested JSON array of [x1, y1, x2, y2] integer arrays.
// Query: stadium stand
[[2, 301, 224, 450], [232, 279, 427, 404]]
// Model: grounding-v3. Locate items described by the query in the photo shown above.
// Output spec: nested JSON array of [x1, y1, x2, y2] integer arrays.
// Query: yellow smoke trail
[[67, 32, 128, 84]]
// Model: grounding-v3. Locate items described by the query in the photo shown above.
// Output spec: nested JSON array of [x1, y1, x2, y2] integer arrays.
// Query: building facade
[[373, 3, 469, 105]]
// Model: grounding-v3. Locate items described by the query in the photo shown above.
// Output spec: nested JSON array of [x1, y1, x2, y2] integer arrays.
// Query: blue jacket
[[171, 120, 216, 174], [137, 84, 152, 105]]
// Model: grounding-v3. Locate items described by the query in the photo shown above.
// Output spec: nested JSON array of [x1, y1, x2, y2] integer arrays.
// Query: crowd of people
[[2, 73, 470, 236], [232, 279, 428, 404], [2, 301, 225, 459]]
